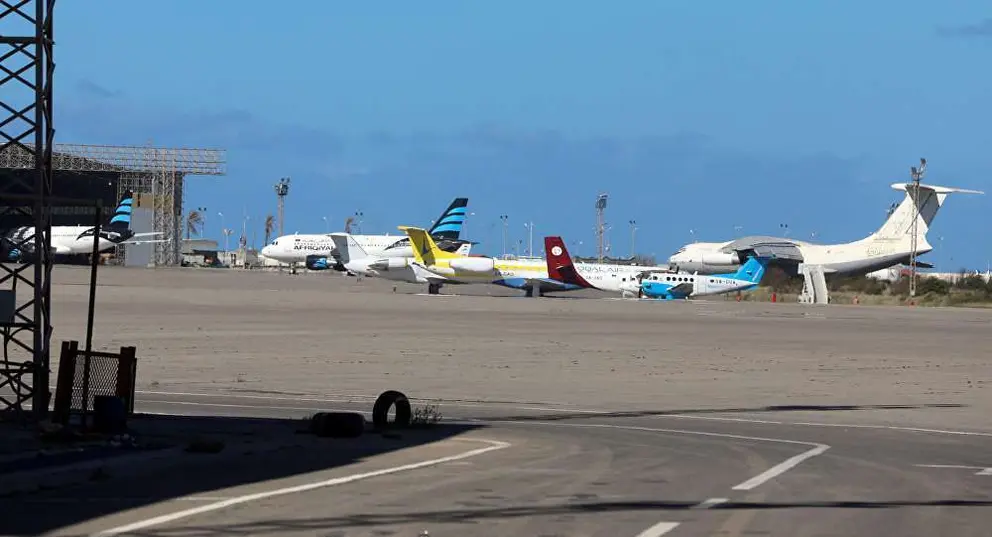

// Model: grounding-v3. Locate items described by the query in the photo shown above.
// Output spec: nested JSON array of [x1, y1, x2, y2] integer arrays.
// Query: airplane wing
[[525, 277, 582, 293], [409, 263, 453, 285], [123, 238, 168, 245], [669, 282, 695, 296]]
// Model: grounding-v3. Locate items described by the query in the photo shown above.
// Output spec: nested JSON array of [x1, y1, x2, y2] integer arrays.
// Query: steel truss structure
[[0, 0, 55, 419], [0, 143, 227, 265]]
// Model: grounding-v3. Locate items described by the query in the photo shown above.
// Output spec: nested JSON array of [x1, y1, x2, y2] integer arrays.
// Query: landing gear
[[427, 283, 441, 295], [524, 287, 545, 298]]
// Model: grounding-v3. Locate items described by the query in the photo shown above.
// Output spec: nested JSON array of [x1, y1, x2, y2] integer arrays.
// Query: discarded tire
[[310, 411, 366, 438], [372, 390, 412, 429]]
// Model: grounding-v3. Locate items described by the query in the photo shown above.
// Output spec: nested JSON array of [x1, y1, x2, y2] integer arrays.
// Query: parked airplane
[[544, 236, 768, 299], [543, 236, 674, 298], [259, 197, 472, 270], [328, 231, 471, 281], [400, 225, 581, 296], [639, 256, 769, 300], [1, 191, 165, 261], [668, 180, 983, 276]]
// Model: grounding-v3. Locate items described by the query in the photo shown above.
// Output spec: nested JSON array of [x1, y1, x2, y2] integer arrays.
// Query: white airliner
[[329, 231, 471, 282], [544, 236, 768, 299], [668, 180, 983, 276], [1, 191, 165, 261], [258, 197, 471, 270]]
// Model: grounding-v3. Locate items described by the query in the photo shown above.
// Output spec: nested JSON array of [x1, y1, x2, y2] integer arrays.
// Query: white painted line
[[665, 414, 992, 437], [914, 464, 992, 475], [731, 444, 830, 490], [635, 520, 680, 537], [484, 420, 829, 492], [92, 438, 511, 537], [692, 497, 728, 509]]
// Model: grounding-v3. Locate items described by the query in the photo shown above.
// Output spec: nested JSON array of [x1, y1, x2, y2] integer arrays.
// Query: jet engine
[[448, 256, 495, 273], [305, 255, 331, 270], [367, 258, 409, 271], [699, 252, 741, 266]]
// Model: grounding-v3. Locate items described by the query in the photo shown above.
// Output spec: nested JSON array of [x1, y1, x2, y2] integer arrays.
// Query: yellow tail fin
[[399, 226, 458, 266]]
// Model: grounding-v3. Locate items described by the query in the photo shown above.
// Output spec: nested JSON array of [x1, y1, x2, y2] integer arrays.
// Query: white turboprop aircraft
[[258, 197, 472, 270], [668, 174, 983, 276], [1, 190, 165, 261], [543, 236, 768, 299]]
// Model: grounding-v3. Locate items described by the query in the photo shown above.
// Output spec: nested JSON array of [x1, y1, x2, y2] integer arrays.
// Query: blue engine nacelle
[[305, 255, 330, 270], [305, 255, 345, 271]]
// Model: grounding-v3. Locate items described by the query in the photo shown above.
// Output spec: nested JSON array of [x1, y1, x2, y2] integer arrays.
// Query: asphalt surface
[[1, 266, 990, 536]]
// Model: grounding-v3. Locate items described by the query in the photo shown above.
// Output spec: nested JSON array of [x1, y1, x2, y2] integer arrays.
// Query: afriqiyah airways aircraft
[[544, 236, 769, 300], [1, 190, 165, 261], [259, 197, 472, 270], [400, 225, 587, 296], [668, 177, 983, 276]]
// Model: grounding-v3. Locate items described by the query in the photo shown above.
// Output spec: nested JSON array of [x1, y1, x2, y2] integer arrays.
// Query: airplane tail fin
[[107, 190, 134, 232], [544, 236, 593, 288], [732, 256, 768, 284], [870, 183, 983, 247], [400, 225, 458, 265], [455, 242, 473, 255], [427, 197, 469, 240], [329, 232, 367, 264]]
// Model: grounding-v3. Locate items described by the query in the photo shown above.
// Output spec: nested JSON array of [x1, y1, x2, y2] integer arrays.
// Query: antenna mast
[[908, 158, 926, 297], [596, 193, 608, 262], [274, 177, 290, 237]]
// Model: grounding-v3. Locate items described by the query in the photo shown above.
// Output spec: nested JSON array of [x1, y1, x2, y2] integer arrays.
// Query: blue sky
[[54, 1, 992, 269]]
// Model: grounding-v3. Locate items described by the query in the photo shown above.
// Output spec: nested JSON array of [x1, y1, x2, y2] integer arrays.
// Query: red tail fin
[[544, 236, 593, 288]]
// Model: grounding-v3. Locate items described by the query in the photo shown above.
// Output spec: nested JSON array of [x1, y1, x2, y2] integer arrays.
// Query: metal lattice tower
[[274, 177, 289, 237], [0, 0, 56, 419], [1, 143, 226, 266], [908, 157, 926, 297], [595, 193, 608, 262]]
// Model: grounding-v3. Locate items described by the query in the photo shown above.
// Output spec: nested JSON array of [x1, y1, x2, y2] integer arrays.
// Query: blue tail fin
[[107, 191, 134, 232], [427, 197, 469, 240], [731, 256, 767, 284]]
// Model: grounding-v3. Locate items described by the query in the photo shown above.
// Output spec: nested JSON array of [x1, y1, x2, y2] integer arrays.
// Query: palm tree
[[263, 214, 276, 246], [186, 209, 204, 239]]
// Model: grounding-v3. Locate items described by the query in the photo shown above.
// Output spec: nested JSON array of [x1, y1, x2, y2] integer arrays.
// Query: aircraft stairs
[[798, 263, 829, 305]]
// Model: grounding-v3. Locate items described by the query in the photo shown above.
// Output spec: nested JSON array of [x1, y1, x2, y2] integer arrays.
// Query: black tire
[[372, 390, 412, 429], [310, 411, 366, 438]]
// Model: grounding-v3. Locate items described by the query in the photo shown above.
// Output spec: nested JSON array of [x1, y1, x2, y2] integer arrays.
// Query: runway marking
[[731, 444, 830, 490], [480, 420, 829, 492], [92, 438, 511, 537], [692, 497, 729, 509], [634, 521, 680, 536], [914, 464, 992, 475], [665, 414, 992, 437], [136, 390, 992, 437]]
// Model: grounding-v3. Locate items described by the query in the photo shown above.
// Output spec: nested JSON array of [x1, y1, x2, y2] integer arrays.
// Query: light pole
[[523, 222, 534, 257], [500, 215, 508, 257], [629, 219, 637, 259], [354, 211, 364, 234], [217, 212, 225, 246]]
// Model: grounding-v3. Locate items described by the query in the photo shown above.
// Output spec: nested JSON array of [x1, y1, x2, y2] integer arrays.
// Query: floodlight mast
[[274, 177, 290, 237], [908, 158, 926, 297], [596, 193, 608, 262]]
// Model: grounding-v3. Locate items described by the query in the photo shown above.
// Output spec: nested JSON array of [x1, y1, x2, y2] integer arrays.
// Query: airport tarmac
[[2, 265, 990, 536]]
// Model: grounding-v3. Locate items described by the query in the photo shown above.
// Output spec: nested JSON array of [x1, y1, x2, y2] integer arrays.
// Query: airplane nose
[[260, 245, 271, 257]]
